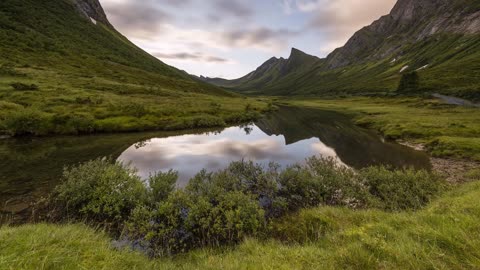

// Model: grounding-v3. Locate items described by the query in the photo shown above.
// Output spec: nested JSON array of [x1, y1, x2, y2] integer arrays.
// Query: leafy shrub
[[279, 157, 368, 211], [164, 115, 226, 130], [51, 113, 96, 134], [4, 109, 49, 136], [53, 159, 147, 225], [122, 103, 149, 117], [0, 64, 24, 76], [186, 162, 286, 218], [148, 170, 178, 203], [10, 82, 39, 91], [359, 166, 445, 211], [128, 190, 265, 256], [51, 157, 446, 256], [397, 72, 419, 93]]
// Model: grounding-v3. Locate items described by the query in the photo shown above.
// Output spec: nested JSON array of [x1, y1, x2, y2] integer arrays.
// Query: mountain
[[206, 0, 480, 99], [0, 0, 263, 136], [200, 48, 322, 94], [0, 0, 227, 96]]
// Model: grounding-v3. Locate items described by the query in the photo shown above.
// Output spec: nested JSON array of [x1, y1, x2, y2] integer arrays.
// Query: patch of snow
[[90, 17, 97, 25], [400, 65, 409, 73], [416, 64, 429, 71]]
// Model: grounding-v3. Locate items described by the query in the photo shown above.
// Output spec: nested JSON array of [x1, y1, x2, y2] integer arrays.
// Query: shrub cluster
[[10, 82, 39, 91], [51, 157, 445, 256]]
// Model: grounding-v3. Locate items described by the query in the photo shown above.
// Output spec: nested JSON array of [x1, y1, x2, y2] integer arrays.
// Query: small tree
[[397, 72, 419, 93]]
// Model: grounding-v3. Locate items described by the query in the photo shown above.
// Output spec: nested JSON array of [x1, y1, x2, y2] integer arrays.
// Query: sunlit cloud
[[101, 0, 397, 78]]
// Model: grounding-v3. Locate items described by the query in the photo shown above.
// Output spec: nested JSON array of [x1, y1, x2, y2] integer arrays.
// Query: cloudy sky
[[101, 0, 397, 79]]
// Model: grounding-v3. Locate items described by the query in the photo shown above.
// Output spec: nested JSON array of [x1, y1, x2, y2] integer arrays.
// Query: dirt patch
[[399, 140, 480, 184]]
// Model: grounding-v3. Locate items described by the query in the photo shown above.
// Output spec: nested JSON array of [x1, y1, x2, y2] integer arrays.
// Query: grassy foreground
[[1, 179, 480, 269], [285, 97, 480, 161]]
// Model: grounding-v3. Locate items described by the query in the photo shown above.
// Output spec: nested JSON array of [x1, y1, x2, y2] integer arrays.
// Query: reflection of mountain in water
[[0, 128, 224, 216], [255, 106, 431, 170]]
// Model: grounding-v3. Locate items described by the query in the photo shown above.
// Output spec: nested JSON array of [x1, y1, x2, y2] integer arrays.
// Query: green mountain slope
[[200, 48, 323, 94], [207, 0, 480, 99], [0, 0, 266, 136]]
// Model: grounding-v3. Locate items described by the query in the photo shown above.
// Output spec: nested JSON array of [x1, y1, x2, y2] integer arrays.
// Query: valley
[[0, 0, 479, 269]]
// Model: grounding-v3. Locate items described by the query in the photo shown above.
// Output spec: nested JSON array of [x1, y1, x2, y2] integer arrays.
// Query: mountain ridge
[[204, 0, 480, 99]]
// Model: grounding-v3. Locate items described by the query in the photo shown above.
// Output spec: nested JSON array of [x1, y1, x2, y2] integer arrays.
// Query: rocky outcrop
[[73, 0, 112, 27], [326, 0, 480, 69]]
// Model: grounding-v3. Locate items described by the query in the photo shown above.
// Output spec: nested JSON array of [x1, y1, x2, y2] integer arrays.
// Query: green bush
[[148, 170, 178, 203], [359, 166, 445, 211], [397, 72, 420, 93], [0, 64, 24, 76], [10, 82, 39, 91], [51, 157, 446, 257], [53, 159, 147, 225], [51, 113, 96, 134], [279, 157, 368, 211], [4, 108, 49, 136], [121, 103, 149, 118]]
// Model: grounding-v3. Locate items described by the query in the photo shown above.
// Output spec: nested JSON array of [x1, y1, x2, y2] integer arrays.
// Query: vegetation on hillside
[[0, 0, 268, 136], [212, 36, 480, 99]]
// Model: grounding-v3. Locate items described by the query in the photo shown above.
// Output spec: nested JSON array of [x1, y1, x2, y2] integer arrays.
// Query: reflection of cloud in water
[[118, 125, 344, 185], [311, 141, 348, 167]]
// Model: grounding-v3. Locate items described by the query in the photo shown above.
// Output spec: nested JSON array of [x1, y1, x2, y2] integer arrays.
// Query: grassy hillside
[[0, 0, 267, 136], [222, 34, 480, 99], [201, 48, 323, 95], [1, 177, 480, 269], [209, 0, 480, 99]]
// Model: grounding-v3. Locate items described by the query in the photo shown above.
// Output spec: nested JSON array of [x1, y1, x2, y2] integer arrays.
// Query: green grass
[[222, 33, 480, 99], [285, 97, 480, 161], [0, 0, 269, 136], [2, 180, 480, 269]]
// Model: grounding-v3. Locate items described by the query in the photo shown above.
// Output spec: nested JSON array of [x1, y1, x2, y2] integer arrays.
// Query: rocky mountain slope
[[0, 0, 227, 96], [207, 0, 480, 98], [0, 0, 264, 136], [201, 48, 322, 93]]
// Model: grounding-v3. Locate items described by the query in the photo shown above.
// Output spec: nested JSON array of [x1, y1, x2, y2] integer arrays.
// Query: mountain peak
[[289, 48, 306, 58]]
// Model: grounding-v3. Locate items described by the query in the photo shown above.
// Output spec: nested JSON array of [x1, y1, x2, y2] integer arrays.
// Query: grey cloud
[[105, 2, 172, 37], [212, 0, 254, 18], [163, 0, 191, 7], [153, 52, 230, 63], [154, 52, 202, 60], [206, 56, 230, 63], [222, 27, 299, 48]]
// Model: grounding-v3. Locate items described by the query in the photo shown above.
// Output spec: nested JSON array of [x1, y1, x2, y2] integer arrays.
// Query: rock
[[73, 0, 112, 28], [325, 0, 480, 69]]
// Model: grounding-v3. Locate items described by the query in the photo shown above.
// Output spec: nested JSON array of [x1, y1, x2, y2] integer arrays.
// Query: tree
[[397, 72, 419, 93]]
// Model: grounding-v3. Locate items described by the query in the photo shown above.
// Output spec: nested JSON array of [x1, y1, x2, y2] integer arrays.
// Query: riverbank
[[285, 97, 480, 162], [1, 178, 480, 269], [285, 97, 480, 184], [398, 140, 480, 184]]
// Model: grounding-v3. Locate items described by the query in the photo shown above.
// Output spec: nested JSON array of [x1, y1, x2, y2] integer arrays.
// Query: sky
[[101, 0, 397, 79]]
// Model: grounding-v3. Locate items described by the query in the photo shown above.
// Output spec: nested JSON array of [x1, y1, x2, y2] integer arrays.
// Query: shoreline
[[399, 140, 479, 184]]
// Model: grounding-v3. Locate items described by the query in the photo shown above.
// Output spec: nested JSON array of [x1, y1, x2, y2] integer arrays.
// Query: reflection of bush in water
[[51, 157, 445, 256]]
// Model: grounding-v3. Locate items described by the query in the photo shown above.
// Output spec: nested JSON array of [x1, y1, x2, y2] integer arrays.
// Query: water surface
[[0, 106, 431, 220]]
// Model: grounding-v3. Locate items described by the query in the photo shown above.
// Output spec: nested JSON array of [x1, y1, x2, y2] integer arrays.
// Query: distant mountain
[[0, 0, 228, 96], [206, 0, 480, 99], [200, 48, 322, 94]]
